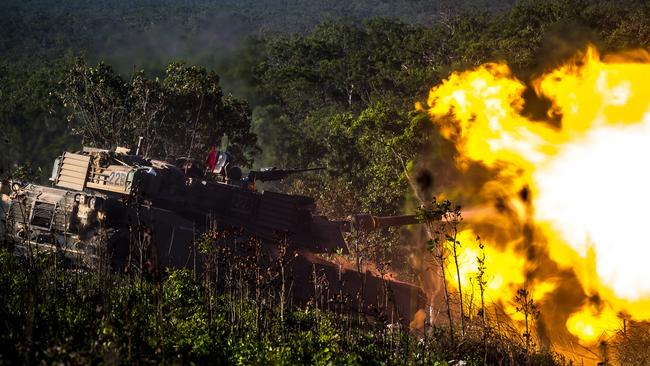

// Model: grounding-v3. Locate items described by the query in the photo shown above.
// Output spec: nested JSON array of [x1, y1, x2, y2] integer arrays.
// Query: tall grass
[[0, 231, 569, 365]]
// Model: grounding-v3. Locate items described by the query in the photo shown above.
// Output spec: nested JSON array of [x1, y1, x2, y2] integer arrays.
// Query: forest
[[2, 0, 650, 364]]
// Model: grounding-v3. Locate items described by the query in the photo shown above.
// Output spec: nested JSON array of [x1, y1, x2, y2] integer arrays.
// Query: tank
[[1, 146, 427, 323]]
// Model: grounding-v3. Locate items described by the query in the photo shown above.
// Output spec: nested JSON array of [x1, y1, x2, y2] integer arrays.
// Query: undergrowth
[[0, 244, 568, 365]]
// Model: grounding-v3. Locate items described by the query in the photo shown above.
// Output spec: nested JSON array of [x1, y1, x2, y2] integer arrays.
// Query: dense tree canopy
[[232, 0, 650, 220], [3, 1, 650, 363], [5, 0, 650, 207], [0, 0, 515, 74], [59, 61, 257, 164], [0, 62, 73, 179]]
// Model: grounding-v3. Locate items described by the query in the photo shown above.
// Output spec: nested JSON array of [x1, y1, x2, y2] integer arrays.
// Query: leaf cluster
[[58, 60, 258, 164]]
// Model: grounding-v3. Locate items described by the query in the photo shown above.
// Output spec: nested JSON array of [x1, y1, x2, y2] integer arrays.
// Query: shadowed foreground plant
[[0, 233, 568, 366], [514, 287, 541, 353]]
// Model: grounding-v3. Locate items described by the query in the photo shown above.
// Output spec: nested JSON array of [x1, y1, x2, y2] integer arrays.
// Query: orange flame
[[418, 45, 650, 348]]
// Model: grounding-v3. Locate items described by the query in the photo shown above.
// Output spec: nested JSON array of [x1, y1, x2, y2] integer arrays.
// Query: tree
[[160, 62, 225, 160], [59, 61, 131, 148], [514, 287, 540, 352], [0, 61, 74, 181], [417, 198, 462, 342], [475, 236, 489, 364], [59, 60, 258, 164], [128, 70, 168, 158], [475, 236, 488, 330]]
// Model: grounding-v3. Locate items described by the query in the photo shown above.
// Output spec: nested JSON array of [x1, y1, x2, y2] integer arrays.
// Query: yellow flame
[[444, 230, 557, 323], [446, 230, 525, 305], [566, 306, 621, 344], [420, 45, 650, 346]]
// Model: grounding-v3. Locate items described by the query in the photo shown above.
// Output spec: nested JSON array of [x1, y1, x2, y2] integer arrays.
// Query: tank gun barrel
[[248, 167, 326, 182], [335, 214, 419, 233]]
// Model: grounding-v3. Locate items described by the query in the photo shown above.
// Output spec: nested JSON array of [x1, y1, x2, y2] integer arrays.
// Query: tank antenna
[[135, 136, 144, 156]]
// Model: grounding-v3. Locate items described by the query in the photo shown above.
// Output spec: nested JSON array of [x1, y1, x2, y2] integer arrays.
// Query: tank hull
[[1, 147, 427, 324]]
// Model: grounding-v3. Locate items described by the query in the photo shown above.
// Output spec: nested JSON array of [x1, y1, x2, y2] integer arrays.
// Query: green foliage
[[59, 61, 132, 148], [319, 103, 430, 215], [7, 164, 41, 181], [162, 269, 222, 360], [215, 0, 650, 281], [0, 245, 568, 365], [0, 0, 515, 74], [0, 61, 76, 182], [245, 19, 443, 223], [59, 60, 258, 163], [417, 198, 457, 225], [6, 0, 650, 207], [4, 4, 650, 362]]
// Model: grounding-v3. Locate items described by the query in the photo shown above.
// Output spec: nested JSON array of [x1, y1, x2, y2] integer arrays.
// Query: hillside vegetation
[[3, 0, 650, 270], [0, 0, 514, 71], [3, 0, 650, 274], [0, 238, 567, 365], [2, 1, 650, 363]]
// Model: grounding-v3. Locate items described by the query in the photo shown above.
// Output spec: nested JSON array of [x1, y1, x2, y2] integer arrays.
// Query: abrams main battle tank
[[0, 146, 427, 323]]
